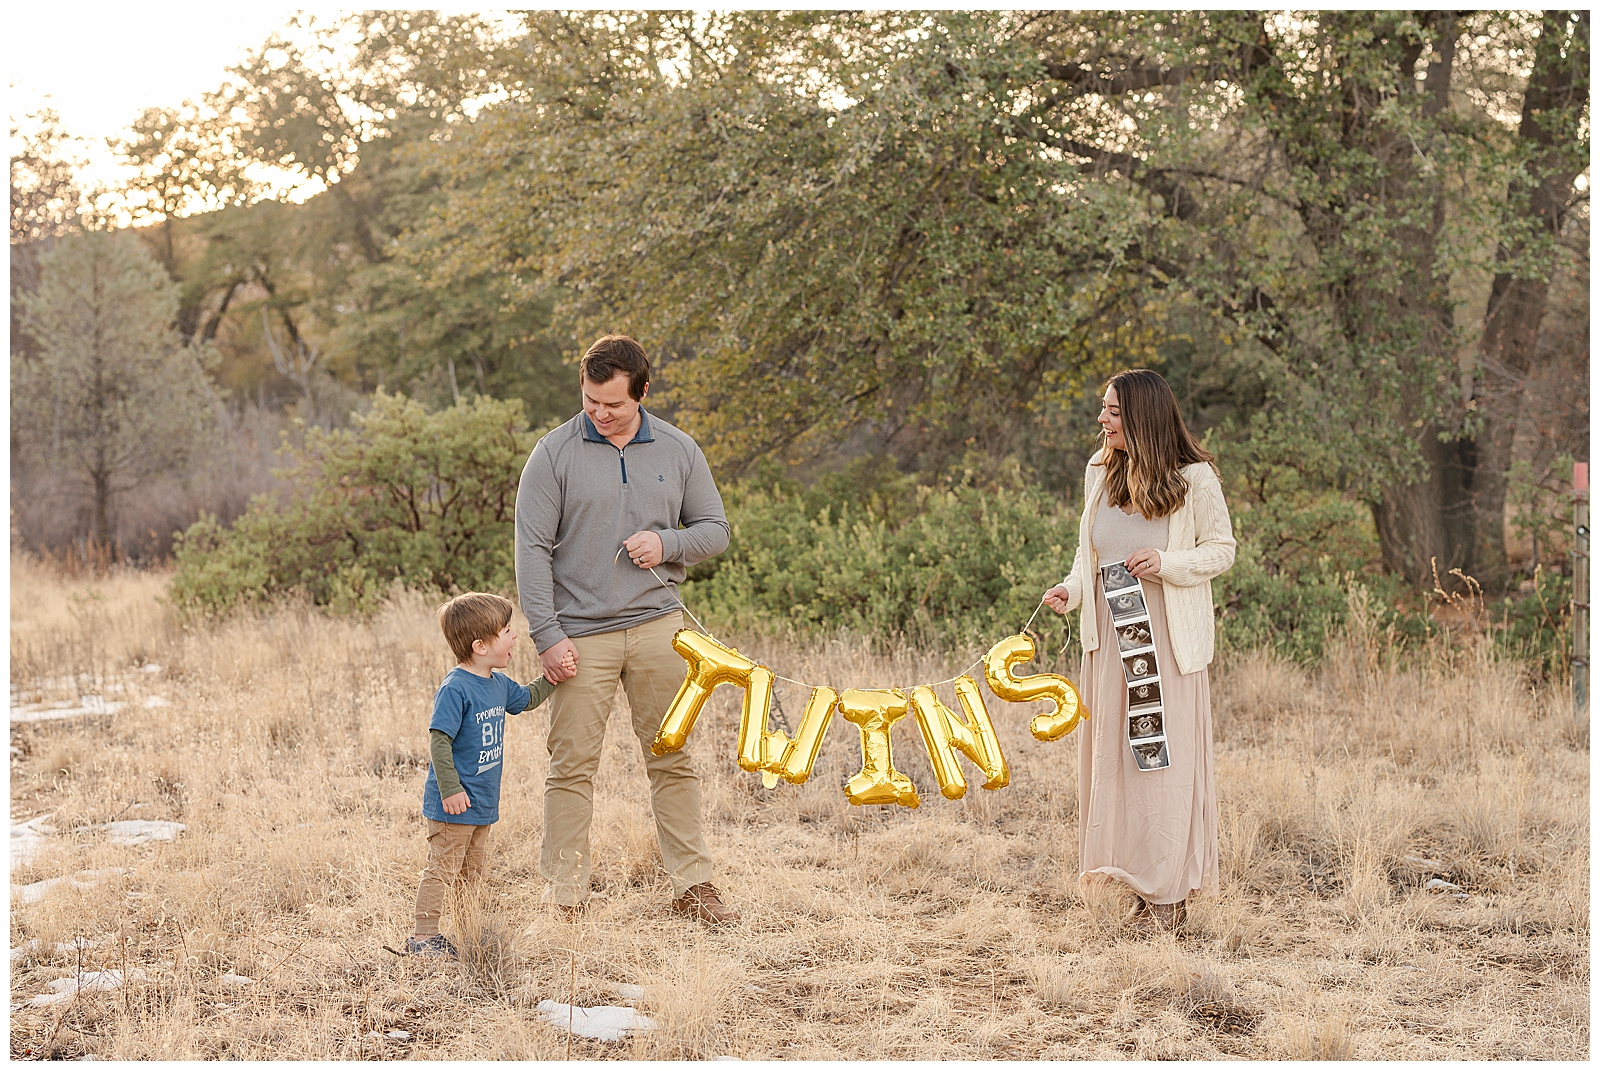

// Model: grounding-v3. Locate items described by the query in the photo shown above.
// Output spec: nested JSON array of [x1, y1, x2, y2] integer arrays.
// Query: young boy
[[406, 592, 571, 956]]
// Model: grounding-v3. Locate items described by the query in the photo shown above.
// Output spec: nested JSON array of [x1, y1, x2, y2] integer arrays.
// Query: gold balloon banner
[[650, 628, 1086, 808]]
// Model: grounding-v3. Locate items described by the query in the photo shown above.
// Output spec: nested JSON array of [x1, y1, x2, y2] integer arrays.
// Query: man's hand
[[1126, 547, 1162, 579], [623, 530, 665, 569], [1043, 583, 1071, 614], [542, 638, 580, 682], [441, 791, 471, 815]]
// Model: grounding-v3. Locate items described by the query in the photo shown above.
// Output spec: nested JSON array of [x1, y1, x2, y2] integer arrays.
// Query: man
[[514, 334, 738, 923]]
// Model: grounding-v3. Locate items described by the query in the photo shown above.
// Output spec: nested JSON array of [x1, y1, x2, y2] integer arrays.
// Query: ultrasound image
[[1108, 590, 1147, 621], [1128, 711, 1164, 739], [1132, 741, 1170, 771], [1122, 651, 1158, 683], [1101, 562, 1137, 592], [1116, 621, 1154, 653], [1128, 679, 1162, 708]]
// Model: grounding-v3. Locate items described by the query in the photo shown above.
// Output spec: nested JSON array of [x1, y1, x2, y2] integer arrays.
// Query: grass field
[[8, 556, 1589, 1059]]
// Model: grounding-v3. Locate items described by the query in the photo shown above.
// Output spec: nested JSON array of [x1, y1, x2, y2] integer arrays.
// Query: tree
[[10, 108, 86, 246], [1468, 11, 1589, 587], [419, 12, 1157, 475], [108, 102, 257, 275], [415, 11, 1585, 587], [168, 392, 540, 615], [15, 233, 216, 547]]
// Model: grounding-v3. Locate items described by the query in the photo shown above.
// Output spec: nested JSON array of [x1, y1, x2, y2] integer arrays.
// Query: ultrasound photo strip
[[1100, 562, 1171, 773]]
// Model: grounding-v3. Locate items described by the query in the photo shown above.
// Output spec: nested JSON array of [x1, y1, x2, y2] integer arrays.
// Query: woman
[[1043, 369, 1236, 931]]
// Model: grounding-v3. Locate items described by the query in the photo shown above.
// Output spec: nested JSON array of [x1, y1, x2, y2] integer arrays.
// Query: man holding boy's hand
[[515, 335, 738, 923]]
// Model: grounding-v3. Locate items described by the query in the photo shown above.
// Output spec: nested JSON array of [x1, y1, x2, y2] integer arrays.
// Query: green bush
[[682, 458, 1079, 658], [170, 392, 544, 617]]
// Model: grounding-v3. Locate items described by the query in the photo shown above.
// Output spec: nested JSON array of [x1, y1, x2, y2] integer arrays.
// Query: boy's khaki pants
[[414, 819, 492, 935], [541, 611, 713, 905]]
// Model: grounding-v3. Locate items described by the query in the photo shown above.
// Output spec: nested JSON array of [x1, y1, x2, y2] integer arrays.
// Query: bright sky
[[8, 5, 309, 192], [7, 5, 522, 203]]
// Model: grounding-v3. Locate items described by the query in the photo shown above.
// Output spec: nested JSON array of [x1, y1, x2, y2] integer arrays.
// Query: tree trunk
[[1370, 13, 1476, 587], [1373, 428, 1477, 585], [91, 463, 112, 549], [1467, 10, 1588, 589]]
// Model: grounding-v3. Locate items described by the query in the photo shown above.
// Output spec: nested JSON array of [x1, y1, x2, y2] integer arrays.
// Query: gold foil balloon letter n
[[983, 634, 1086, 742], [910, 676, 1010, 800]]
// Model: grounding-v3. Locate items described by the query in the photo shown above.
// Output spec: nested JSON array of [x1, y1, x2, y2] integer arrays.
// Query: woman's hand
[[1042, 584, 1071, 614], [1125, 547, 1162, 579]]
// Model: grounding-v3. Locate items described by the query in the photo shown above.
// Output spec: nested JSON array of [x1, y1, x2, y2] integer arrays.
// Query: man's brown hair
[[438, 592, 516, 663], [580, 335, 650, 401]]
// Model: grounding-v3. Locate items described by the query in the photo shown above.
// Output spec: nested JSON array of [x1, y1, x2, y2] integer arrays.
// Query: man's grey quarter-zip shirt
[[514, 409, 730, 652]]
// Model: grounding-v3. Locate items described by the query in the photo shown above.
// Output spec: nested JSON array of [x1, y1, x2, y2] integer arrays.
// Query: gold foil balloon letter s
[[838, 688, 920, 808], [910, 676, 1010, 800], [653, 630, 757, 755], [983, 634, 1087, 742]]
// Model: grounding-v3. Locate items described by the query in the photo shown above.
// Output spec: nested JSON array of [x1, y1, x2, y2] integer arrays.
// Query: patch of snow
[[614, 983, 646, 1001], [386, 1030, 411, 1040], [10, 696, 123, 723], [216, 974, 255, 987], [1425, 877, 1462, 893], [106, 820, 185, 846], [139, 664, 163, 675], [28, 969, 149, 1004], [13, 867, 126, 906], [143, 695, 171, 709], [535, 1000, 656, 1042], [11, 814, 58, 866], [66, 819, 185, 846]]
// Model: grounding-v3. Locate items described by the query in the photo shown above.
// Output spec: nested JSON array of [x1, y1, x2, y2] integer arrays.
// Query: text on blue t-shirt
[[421, 668, 533, 825]]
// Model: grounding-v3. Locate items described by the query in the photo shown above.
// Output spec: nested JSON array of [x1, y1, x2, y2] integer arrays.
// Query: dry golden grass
[[8, 555, 1590, 1059]]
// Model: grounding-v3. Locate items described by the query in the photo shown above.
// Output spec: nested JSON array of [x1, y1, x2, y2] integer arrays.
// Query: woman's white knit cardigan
[[1060, 458, 1237, 676]]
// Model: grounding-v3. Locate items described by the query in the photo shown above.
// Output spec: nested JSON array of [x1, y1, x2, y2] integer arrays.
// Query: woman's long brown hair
[[1098, 369, 1217, 520]]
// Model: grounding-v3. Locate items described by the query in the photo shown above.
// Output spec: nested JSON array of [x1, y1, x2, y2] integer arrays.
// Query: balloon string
[[619, 544, 1068, 695]]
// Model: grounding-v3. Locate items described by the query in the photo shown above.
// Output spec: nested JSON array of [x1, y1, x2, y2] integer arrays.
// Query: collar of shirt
[[580, 409, 654, 445]]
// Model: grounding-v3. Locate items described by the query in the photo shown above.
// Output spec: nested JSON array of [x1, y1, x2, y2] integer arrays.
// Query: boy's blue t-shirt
[[422, 668, 533, 825]]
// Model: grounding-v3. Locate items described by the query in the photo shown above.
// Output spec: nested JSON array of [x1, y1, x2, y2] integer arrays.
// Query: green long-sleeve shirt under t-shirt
[[429, 674, 557, 800]]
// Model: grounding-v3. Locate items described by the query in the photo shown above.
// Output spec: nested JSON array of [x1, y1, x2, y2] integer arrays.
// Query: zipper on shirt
[[618, 448, 628, 484]]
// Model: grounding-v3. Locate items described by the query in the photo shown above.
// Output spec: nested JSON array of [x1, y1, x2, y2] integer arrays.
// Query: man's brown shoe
[[671, 882, 740, 924]]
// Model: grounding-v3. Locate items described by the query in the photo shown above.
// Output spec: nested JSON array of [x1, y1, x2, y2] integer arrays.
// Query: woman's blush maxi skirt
[[1077, 571, 1218, 906]]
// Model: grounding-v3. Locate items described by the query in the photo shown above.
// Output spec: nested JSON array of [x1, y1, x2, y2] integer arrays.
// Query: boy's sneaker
[[404, 934, 458, 959]]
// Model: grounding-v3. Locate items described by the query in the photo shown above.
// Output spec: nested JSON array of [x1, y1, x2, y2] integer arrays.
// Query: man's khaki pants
[[542, 611, 713, 905]]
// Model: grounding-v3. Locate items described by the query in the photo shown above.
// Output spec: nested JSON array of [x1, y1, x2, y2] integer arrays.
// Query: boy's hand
[[441, 791, 470, 815]]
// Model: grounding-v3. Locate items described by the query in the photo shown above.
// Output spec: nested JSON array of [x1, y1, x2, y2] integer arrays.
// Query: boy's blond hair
[[438, 592, 516, 663]]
